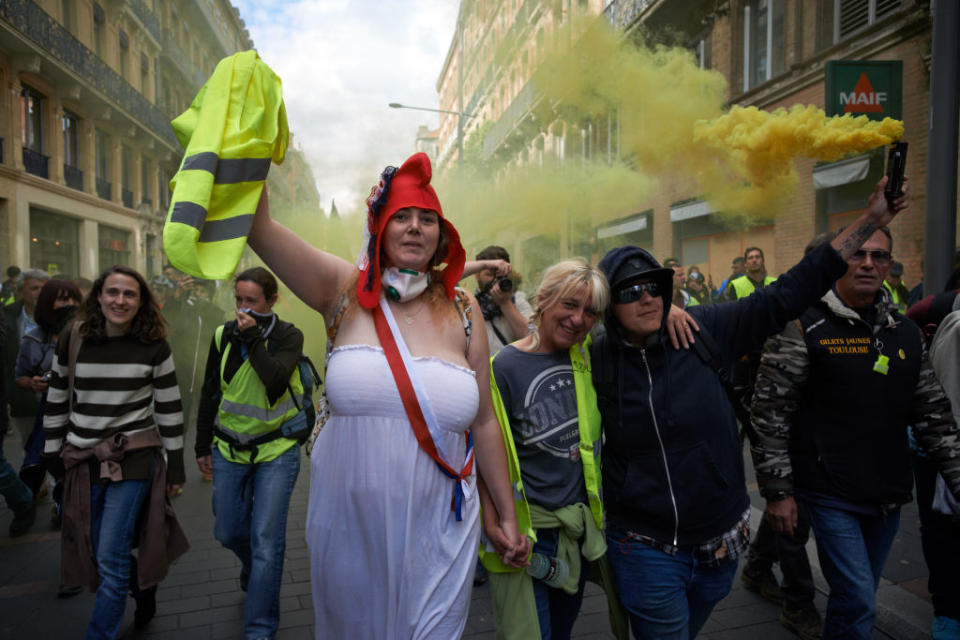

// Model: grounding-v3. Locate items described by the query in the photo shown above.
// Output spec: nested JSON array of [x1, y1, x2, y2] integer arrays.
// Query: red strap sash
[[372, 304, 474, 520]]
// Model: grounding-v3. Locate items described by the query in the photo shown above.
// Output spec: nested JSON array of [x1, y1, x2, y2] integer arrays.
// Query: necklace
[[398, 299, 426, 325]]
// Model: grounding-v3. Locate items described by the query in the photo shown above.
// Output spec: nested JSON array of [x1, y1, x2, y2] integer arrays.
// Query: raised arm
[[248, 188, 356, 321]]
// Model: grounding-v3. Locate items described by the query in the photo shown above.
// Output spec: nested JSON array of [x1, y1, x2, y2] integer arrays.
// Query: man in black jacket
[[750, 227, 960, 639], [593, 178, 907, 639]]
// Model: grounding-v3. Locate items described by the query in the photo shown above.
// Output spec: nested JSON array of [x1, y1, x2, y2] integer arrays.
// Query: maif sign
[[825, 61, 903, 122]]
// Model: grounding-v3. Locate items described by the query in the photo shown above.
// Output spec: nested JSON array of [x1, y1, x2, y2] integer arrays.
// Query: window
[[61, 0, 71, 32], [62, 111, 79, 167], [30, 209, 79, 276], [20, 86, 43, 152], [118, 30, 129, 78], [834, 0, 900, 42], [93, 3, 105, 57], [140, 53, 149, 94], [121, 145, 132, 207], [695, 37, 711, 69], [140, 156, 151, 205], [743, 0, 785, 91], [95, 128, 110, 200], [98, 225, 132, 271]]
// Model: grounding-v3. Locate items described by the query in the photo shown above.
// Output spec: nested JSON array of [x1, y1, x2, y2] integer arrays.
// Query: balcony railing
[[122, 188, 134, 208], [96, 177, 111, 201], [22, 147, 48, 178], [483, 78, 539, 159], [0, 0, 180, 149], [64, 164, 83, 190]]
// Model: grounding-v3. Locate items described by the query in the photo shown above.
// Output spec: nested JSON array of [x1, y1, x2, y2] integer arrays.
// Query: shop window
[[98, 225, 132, 271], [30, 209, 79, 276]]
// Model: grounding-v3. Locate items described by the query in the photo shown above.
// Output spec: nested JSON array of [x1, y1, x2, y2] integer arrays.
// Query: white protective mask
[[382, 267, 429, 303]]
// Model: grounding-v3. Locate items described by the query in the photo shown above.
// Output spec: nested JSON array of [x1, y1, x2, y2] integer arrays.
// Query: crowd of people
[[0, 151, 958, 640]]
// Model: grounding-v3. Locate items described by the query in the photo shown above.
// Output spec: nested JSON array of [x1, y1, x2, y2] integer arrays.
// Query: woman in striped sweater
[[43, 265, 189, 640]]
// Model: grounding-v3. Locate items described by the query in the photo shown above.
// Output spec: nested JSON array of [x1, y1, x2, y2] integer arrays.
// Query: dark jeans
[[747, 508, 816, 610], [913, 454, 960, 620], [530, 528, 588, 640], [607, 529, 738, 639], [803, 499, 900, 640]]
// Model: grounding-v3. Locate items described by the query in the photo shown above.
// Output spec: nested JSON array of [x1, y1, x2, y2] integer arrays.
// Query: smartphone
[[884, 142, 908, 203], [40, 371, 52, 383]]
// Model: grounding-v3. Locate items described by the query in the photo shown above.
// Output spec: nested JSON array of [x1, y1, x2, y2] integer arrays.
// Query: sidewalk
[[0, 439, 937, 639]]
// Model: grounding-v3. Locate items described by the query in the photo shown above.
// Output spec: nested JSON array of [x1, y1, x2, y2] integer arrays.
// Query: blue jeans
[[86, 477, 151, 640], [212, 445, 300, 639], [803, 500, 900, 640], [531, 528, 588, 639], [607, 530, 738, 639], [0, 433, 32, 513]]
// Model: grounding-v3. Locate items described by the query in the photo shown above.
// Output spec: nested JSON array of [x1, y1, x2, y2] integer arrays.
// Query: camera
[[482, 276, 513, 295], [884, 141, 907, 204]]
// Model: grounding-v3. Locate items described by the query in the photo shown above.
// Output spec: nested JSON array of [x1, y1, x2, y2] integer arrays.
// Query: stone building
[[0, 0, 253, 279], [437, 0, 945, 289]]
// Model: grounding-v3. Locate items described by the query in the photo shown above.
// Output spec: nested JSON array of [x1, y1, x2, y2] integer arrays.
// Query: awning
[[598, 213, 648, 239], [670, 200, 711, 222], [813, 154, 871, 190]]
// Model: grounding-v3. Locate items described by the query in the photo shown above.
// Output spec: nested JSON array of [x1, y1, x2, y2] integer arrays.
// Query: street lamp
[[388, 102, 475, 169]]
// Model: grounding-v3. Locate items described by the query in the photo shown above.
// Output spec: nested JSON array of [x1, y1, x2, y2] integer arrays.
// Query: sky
[[231, 0, 459, 216]]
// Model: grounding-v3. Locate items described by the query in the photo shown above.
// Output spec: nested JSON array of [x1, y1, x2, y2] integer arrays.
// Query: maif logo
[[840, 72, 886, 113]]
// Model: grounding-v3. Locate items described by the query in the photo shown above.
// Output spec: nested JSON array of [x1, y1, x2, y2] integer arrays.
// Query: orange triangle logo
[[843, 72, 884, 113]]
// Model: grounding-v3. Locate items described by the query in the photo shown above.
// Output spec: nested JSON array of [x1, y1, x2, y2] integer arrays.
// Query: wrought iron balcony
[[22, 147, 48, 178], [0, 0, 179, 149], [122, 188, 134, 208], [96, 177, 111, 201], [64, 164, 83, 190]]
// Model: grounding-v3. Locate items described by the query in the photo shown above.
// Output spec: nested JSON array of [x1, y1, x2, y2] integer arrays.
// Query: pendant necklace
[[400, 300, 425, 325]]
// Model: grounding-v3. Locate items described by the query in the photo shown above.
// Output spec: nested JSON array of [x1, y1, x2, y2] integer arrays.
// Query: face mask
[[237, 307, 277, 336], [50, 305, 77, 334], [382, 267, 429, 303]]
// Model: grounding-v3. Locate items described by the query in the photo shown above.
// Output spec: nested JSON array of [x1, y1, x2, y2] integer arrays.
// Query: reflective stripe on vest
[[164, 50, 288, 280], [731, 274, 777, 299], [479, 335, 604, 573]]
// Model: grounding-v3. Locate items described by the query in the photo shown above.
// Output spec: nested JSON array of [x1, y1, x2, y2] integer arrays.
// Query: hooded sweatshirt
[[592, 243, 847, 546]]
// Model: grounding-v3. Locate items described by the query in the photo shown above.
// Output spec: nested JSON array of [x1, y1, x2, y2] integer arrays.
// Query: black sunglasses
[[849, 249, 892, 264], [615, 281, 661, 304]]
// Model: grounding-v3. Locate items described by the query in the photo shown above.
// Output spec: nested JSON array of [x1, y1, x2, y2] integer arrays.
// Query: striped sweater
[[43, 332, 185, 484]]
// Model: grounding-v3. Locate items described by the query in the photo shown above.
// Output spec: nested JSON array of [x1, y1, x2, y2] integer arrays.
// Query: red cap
[[356, 153, 465, 309]]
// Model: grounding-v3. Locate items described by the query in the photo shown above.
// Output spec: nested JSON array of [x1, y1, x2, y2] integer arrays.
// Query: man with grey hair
[[3, 268, 49, 443]]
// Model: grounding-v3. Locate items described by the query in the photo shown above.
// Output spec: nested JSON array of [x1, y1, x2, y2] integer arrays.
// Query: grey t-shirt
[[491, 345, 587, 510]]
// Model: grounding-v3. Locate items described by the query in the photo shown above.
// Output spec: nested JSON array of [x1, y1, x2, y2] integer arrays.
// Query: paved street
[[0, 435, 937, 639]]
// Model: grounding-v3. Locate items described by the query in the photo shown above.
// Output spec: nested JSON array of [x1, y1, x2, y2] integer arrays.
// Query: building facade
[[0, 0, 253, 280], [438, 0, 948, 291]]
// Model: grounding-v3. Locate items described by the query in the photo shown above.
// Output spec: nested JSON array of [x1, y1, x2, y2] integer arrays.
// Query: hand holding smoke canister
[[884, 142, 908, 203]]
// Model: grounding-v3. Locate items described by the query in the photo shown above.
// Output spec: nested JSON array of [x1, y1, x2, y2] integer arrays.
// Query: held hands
[[482, 514, 530, 568], [865, 175, 909, 228], [764, 496, 798, 536], [665, 304, 699, 350]]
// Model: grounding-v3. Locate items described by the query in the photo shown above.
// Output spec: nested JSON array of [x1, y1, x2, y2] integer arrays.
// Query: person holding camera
[[467, 246, 533, 356], [195, 266, 304, 640]]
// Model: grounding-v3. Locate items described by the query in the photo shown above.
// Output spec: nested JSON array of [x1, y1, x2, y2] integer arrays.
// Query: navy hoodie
[[593, 243, 847, 546]]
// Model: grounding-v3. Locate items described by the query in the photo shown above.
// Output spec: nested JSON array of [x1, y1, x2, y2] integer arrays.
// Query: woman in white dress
[[248, 152, 527, 638]]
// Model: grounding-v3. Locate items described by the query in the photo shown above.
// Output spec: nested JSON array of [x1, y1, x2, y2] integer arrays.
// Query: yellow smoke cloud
[[434, 18, 905, 278]]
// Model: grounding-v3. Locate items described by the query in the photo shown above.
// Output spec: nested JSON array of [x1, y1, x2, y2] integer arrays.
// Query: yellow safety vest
[[883, 281, 906, 311], [480, 337, 604, 573], [164, 50, 288, 280], [213, 325, 300, 464], [730, 274, 777, 299]]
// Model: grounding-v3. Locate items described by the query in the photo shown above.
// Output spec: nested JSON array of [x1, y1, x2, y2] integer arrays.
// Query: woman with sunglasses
[[591, 177, 910, 640]]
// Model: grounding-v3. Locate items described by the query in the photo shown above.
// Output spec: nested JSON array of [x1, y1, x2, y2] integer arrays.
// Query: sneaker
[[741, 561, 783, 605], [9, 504, 36, 537], [780, 607, 823, 640], [133, 585, 157, 628], [932, 616, 960, 640]]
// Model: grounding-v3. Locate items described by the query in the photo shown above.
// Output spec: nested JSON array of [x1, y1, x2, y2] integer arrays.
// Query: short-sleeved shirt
[[492, 345, 587, 510]]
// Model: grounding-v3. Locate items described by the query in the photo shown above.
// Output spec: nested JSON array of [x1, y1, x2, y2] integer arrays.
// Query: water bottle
[[525, 552, 569, 589]]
